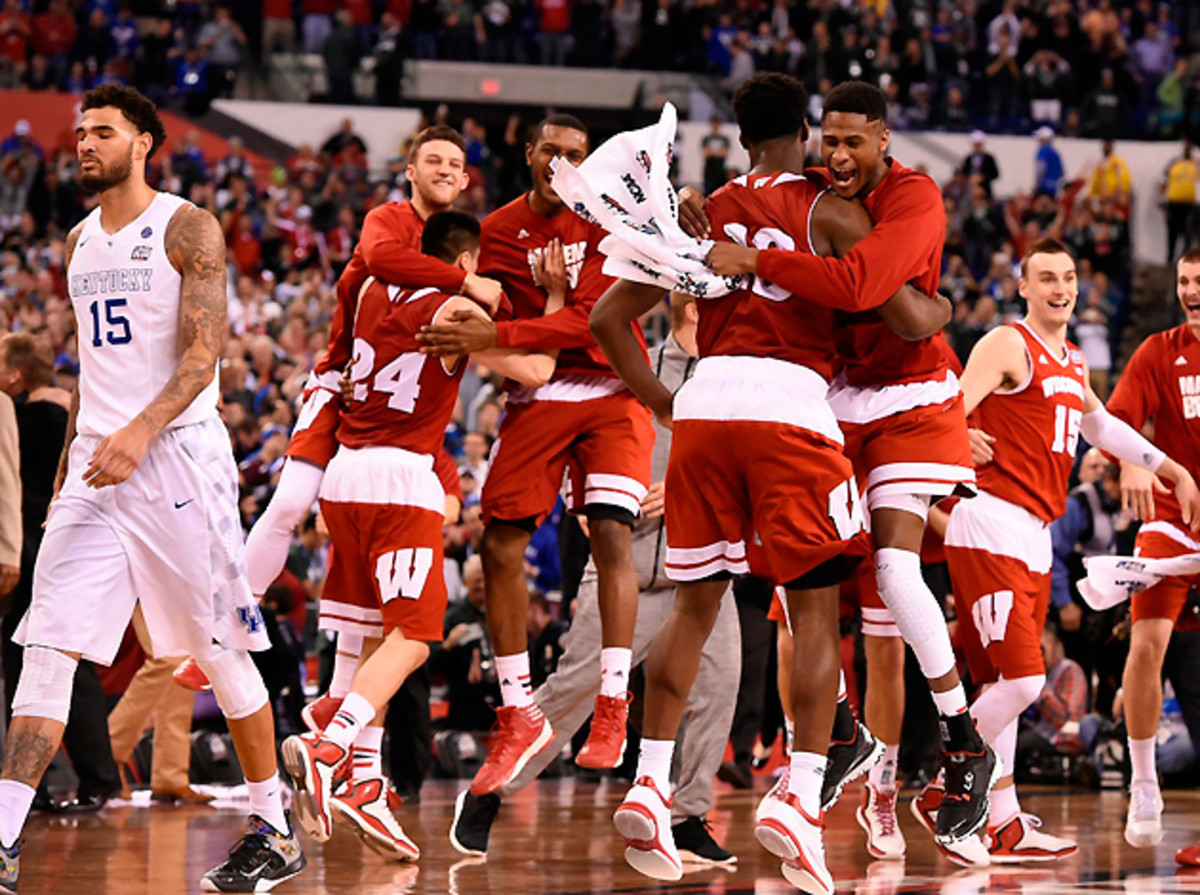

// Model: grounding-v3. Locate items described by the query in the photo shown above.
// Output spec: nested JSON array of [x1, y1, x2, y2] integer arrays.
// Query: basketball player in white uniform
[[0, 86, 305, 893]]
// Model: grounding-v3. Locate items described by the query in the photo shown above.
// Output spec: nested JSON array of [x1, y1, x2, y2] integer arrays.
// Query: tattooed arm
[[83, 205, 227, 489]]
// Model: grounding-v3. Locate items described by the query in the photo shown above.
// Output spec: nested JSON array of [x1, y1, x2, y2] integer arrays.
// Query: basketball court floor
[[17, 778, 1200, 893]]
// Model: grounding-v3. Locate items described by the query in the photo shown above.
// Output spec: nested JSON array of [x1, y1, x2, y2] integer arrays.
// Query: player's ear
[[879, 125, 890, 155], [525, 142, 534, 167], [1018, 277, 1027, 300]]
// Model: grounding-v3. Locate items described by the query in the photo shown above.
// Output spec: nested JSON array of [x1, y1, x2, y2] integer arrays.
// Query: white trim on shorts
[[665, 540, 749, 581], [862, 606, 901, 639], [564, 472, 648, 517], [318, 599, 385, 639], [1139, 520, 1200, 552], [828, 370, 961, 424], [865, 462, 977, 507], [944, 490, 1052, 575]]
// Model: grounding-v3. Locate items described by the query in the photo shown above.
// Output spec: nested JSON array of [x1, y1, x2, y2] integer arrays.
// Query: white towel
[[550, 102, 746, 299], [1077, 552, 1200, 611]]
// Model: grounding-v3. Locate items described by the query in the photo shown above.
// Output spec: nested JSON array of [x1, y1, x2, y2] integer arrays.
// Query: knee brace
[[195, 647, 269, 721], [875, 548, 955, 678], [12, 646, 78, 724]]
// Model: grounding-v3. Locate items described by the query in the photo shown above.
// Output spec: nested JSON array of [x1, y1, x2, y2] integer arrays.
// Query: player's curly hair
[[733, 73, 808, 145], [823, 81, 888, 125], [80, 85, 167, 159]]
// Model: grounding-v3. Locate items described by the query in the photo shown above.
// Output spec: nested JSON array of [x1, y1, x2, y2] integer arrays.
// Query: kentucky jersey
[[69, 191, 218, 437]]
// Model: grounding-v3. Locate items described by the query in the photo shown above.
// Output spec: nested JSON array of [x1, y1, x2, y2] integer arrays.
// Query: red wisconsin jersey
[[974, 321, 1087, 522], [756, 160, 950, 386], [316, 201, 468, 378], [337, 281, 466, 455], [1107, 324, 1200, 526], [481, 194, 633, 380], [702, 171, 843, 379]]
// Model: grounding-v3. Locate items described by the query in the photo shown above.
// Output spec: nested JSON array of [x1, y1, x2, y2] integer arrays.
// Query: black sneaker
[[672, 816, 736, 866], [200, 813, 306, 893], [822, 720, 884, 810], [0, 839, 17, 894], [449, 789, 501, 857], [715, 760, 753, 790], [937, 743, 1000, 842]]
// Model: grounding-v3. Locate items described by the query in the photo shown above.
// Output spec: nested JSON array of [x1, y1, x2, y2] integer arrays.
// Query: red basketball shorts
[[317, 445, 447, 642], [286, 386, 341, 469], [481, 388, 653, 526], [1130, 521, 1200, 624], [835, 382, 976, 511], [662, 356, 866, 586], [945, 491, 1051, 686]]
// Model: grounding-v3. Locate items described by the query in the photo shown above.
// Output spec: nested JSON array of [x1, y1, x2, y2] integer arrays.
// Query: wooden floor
[[17, 778, 1200, 894]]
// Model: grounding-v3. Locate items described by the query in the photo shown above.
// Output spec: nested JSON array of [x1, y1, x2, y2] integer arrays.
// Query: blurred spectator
[[303, 0, 336, 54], [1083, 69, 1128, 139], [1025, 50, 1071, 126], [32, 0, 76, 88], [960, 131, 1000, 198], [1158, 57, 1189, 138], [1164, 140, 1199, 264], [1074, 293, 1112, 397], [321, 118, 368, 157], [701, 116, 730, 198], [431, 555, 498, 733], [984, 28, 1022, 126], [323, 9, 359, 105], [1088, 140, 1132, 204], [1131, 21, 1175, 109], [198, 6, 248, 98], [373, 13, 405, 106], [263, 0, 296, 55], [1017, 625, 1089, 771], [0, 120, 43, 162], [536, 0, 571, 66], [0, 0, 30, 87], [1034, 127, 1064, 197], [527, 589, 565, 688]]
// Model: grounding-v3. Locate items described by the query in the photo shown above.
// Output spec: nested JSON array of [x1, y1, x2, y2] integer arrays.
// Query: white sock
[[599, 647, 632, 698], [932, 684, 969, 717], [0, 781, 35, 849], [1129, 736, 1158, 784], [246, 775, 289, 834], [330, 633, 364, 700], [993, 716, 1018, 782], [324, 691, 375, 750], [351, 725, 384, 779], [990, 783, 1020, 828], [635, 738, 675, 795], [784, 718, 795, 752], [868, 743, 900, 792], [837, 668, 847, 701], [786, 751, 827, 818], [496, 653, 534, 708]]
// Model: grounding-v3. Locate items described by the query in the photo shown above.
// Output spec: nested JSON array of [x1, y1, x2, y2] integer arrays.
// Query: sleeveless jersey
[[974, 320, 1087, 522], [1106, 323, 1200, 527], [69, 191, 218, 437], [701, 172, 834, 378], [337, 280, 466, 455]]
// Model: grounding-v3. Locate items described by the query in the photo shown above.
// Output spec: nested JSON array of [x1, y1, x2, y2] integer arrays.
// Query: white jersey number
[[349, 338, 424, 413], [87, 298, 132, 347], [1050, 405, 1082, 457], [721, 224, 796, 302]]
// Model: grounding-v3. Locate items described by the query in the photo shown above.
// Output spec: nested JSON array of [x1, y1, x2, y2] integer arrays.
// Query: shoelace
[[1130, 785, 1161, 820], [875, 789, 898, 836]]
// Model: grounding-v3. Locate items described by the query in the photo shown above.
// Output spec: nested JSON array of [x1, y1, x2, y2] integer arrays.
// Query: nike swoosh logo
[[174, 499, 195, 509]]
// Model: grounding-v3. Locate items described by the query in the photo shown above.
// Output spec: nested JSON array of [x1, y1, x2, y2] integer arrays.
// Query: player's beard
[[79, 144, 134, 193]]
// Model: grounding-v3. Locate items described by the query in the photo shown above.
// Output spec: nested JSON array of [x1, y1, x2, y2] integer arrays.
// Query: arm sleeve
[[1079, 405, 1166, 472], [360, 208, 468, 294], [0, 394, 20, 568], [755, 179, 944, 311]]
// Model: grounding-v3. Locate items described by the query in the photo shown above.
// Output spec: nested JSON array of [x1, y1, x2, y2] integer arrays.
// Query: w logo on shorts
[[375, 548, 434, 603], [238, 605, 265, 634]]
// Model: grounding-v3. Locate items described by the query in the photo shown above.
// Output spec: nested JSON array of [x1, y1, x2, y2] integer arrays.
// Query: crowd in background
[[1, 1, 1200, 136], [0, 50, 1195, 787]]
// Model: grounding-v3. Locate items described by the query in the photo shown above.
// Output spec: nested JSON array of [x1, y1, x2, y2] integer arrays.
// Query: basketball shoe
[[910, 782, 990, 866], [755, 792, 834, 895], [469, 705, 553, 796], [986, 814, 1077, 863], [450, 790, 501, 857], [576, 693, 631, 769], [200, 813, 306, 892], [673, 816, 736, 867], [172, 656, 212, 692], [614, 777, 682, 881], [755, 765, 791, 823], [302, 694, 344, 734], [1177, 841, 1200, 867], [0, 839, 16, 894], [1125, 780, 1164, 848], [857, 781, 906, 860], [281, 733, 349, 842], [331, 776, 420, 861], [822, 720, 883, 809], [937, 741, 1000, 842]]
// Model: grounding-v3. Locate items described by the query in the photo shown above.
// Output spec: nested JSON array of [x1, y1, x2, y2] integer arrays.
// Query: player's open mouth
[[832, 168, 856, 188], [1185, 299, 1200, 314], [1048, 299, 1071, 309]]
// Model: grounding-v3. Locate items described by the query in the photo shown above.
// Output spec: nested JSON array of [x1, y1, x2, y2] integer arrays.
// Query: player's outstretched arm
[[958, 325, 1028, 417], [814, 194, 951, 338], [437, 298, 557, 388], [83, 205, 226, 489], [590, 280, 673, 426]]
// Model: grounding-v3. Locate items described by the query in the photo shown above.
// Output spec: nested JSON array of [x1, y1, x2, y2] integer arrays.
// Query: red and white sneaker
[[172, 657, 211, 692], [755, 792, 834, 895], [469, 705, 553, 796], [301, 693, 344, 734], [911, 781, 989, 866], [575, 693, 631, 769], [986, 814, 1077, 863], [281, 732, 349, 842], [755, 765, 790, 824], [1178, 841, 1200, 867], [331, 776, 420, 862], [857, 782, 906, 860], [613, 777, 682, 881]]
